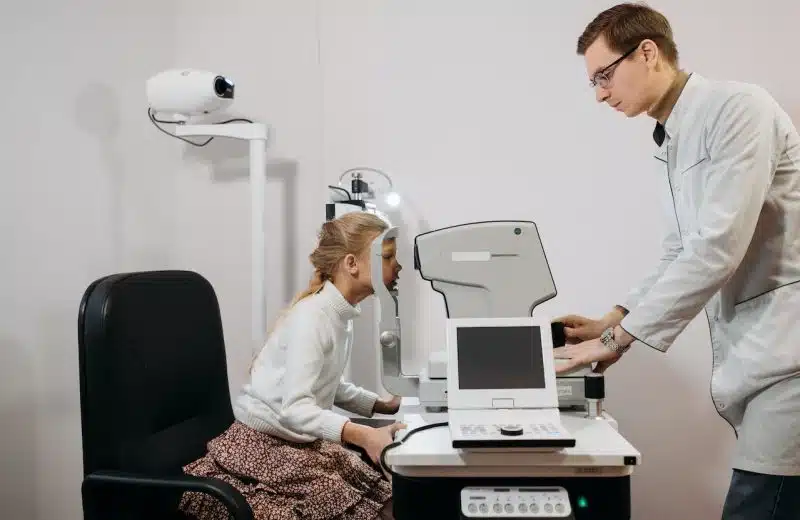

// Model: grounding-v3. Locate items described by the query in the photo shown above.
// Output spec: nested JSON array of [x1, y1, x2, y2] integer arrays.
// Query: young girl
[[180, 212, 405, 520]]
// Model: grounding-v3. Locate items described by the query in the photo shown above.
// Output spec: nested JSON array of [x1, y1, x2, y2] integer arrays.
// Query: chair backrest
[[78, 270, 235, 478]]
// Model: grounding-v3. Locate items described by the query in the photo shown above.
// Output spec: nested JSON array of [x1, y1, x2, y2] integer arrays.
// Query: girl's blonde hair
[[290, 211, 389, 305], [250, 212, 389, 372]]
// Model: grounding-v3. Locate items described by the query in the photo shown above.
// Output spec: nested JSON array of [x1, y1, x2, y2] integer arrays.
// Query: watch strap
[[600, 327, 630, 354]]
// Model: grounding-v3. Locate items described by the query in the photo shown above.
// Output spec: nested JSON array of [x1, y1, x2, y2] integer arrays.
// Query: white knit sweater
[[233, 281, 379, 444]]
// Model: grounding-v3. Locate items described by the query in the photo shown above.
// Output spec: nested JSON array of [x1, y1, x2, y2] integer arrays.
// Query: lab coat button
[[717, 402, 725, 410]]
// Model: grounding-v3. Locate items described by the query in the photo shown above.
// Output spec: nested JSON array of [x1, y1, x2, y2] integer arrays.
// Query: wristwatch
[[600, 327, 630, 355]]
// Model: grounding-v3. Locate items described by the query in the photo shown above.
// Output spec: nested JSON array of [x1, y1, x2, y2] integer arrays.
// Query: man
[[554, 3, 800, 519]]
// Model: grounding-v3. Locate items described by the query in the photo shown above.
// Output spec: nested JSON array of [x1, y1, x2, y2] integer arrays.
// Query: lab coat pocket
[[672, 152, 709, 222], [677, 155, 708, 176], [726, 284, 800, 382]]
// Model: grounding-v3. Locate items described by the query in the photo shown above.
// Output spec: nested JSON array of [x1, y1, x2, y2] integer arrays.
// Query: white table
[[384, 398, 641, 478], [374, 398, 640, 519]]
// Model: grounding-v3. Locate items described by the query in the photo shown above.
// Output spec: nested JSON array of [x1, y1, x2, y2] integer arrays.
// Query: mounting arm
[[175, 122, 269, 353]]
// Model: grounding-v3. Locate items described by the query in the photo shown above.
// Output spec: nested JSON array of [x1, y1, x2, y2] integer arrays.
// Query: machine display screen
[[456, 325, 545, 389]]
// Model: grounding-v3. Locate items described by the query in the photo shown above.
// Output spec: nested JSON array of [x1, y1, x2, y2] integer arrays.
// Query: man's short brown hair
[[577, 2, 678, 66]]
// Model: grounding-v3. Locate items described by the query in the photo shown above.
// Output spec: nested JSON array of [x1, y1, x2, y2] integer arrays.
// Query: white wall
[[3, 1, 799, 519], [170, 0, 326, 392], [1, 1, 180, 518]]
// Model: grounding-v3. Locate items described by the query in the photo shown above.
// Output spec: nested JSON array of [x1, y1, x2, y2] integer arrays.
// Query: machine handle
[[551, 321, 566, 347]]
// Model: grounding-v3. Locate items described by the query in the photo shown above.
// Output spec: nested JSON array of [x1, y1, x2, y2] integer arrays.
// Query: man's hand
[[555, 315, 607, 344], [372, 395, 402, 415], [555, 308, 626, 344], [554, 337, 622, 374]]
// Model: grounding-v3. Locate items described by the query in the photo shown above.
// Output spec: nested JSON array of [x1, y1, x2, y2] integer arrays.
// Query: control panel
[[457, 423, 564, 438], [460, 487, 573, 518]]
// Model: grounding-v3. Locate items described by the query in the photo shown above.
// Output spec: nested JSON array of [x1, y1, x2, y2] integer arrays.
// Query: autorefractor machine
[[360, 220, 641, 520]]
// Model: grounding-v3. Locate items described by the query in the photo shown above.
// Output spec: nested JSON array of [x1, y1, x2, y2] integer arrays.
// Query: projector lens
[[214, 76, 234, 98]]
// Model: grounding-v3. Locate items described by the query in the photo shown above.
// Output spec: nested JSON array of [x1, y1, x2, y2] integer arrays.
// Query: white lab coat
[[620, 73, 800, 476]]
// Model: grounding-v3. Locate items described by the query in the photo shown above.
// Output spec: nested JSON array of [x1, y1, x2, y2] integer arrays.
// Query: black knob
[[500, 425, 524, 436], [551, 321, 566, 347], [584, 373, 605, 399]]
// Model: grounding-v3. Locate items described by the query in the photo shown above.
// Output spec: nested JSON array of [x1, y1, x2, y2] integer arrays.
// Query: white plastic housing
[[146, 69, 234, 119], [446, 316, 559, 411]]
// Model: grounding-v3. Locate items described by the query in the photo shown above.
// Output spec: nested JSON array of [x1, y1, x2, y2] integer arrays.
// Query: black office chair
[[78, 270, 254, 520]]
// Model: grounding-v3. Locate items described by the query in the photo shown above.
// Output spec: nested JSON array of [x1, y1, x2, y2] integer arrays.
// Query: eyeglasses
[[589, 44, 640, 89]]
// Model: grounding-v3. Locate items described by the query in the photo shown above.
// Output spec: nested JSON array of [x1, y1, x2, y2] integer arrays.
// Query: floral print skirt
[[180, 421, 393, 520]]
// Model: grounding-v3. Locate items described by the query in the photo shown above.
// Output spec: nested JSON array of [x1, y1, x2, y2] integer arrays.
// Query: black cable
[[149, 107, 254, 125], [148, 108, 213, 146], [150, 110, 183, 124], [379, 421, 449, 480], [147, 108, 255, 147], [327, 185, 352, 200], [214, 116, 255, 124]]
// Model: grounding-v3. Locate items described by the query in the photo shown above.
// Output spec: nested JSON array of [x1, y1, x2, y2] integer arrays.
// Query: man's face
[[584, 36, 652, 117]]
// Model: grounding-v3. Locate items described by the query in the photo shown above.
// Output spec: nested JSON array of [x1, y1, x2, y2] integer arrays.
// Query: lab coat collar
[[653, 72, 701, 158]]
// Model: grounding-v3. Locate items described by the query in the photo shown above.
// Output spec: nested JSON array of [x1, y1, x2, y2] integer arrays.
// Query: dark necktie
[[653, 122, 666, 146]]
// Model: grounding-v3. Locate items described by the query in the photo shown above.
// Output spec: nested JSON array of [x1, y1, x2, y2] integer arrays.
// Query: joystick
[[584, 373, 605, 419]]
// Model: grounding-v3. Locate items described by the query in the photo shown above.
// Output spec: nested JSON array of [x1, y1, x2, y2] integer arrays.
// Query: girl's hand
[[342, 421, 407, 464], [373, 395, 402, 415], [363, 422, 407, 464]]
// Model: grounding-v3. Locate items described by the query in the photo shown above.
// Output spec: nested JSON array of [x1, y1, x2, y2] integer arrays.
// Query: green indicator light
[[577, 497, 589, 508]]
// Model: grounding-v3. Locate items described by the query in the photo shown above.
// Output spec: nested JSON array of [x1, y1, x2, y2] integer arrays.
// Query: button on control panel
[[460, 487, 573, 518]]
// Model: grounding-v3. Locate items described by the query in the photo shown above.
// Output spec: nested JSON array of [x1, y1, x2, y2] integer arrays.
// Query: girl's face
[[339, 236, 403, 301], [381, 238, 402, 291]]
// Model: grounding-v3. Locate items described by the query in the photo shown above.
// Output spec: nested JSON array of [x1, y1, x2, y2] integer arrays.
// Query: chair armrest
[[82, 469, 254, 520]]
